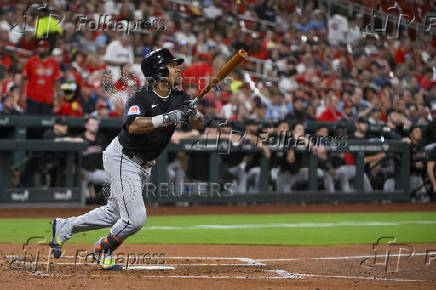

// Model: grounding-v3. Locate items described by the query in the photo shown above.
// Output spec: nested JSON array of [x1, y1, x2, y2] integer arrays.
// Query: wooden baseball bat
[[191, 49, 248, 104]]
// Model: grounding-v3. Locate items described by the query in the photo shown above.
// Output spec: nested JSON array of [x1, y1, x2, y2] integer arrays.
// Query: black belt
[[122, 148, 156, 169]]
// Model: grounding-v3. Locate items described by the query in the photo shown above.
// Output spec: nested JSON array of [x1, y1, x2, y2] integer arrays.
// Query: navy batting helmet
[[141, 48, 184, 83]]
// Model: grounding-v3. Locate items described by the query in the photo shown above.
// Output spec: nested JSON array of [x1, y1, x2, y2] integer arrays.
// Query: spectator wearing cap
[[20, 39, 61, 115], [77, 116, 108, 199], [94, 100, 110, 118], [40, 116, 80, 187], [317, 94, 342, 122], [255, 0, 276, 22], [340, 100, 355, 121], [368, 106, 384, 125], [284, 96, 314, 124], [43, 117, 71, 140], [78, 82, 98, 115], [251, 99, 268, 121], [0, 93, 21, 115], [0, 81, 20, 114]]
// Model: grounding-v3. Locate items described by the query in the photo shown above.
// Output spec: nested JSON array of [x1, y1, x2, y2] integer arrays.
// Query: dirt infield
[[1, 242, 436, 289], [1, 201, 436, 218], [1, 202, 436, 288]]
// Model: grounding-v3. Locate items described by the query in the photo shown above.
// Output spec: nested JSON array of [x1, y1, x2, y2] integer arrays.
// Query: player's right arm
[[128, 110, 186, 134]]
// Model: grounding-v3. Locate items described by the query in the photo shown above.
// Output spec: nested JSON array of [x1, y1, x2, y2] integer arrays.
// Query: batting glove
[[184, 100, 199, 118], [162, 110, 186, 126]]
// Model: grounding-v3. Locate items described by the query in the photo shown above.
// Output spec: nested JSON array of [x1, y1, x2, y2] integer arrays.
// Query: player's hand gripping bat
[[190, 49, 248, 105]]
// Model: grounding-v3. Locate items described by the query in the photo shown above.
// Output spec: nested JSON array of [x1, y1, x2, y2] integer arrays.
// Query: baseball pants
[[335, 165, 373, 192], [56, 137, 151, 242], [278, 168, 335, 192]]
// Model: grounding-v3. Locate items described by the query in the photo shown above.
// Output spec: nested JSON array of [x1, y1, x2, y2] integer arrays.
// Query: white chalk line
[[256, 252, 433, 262], [7, 252, 432, 263], [266, 270, 435, 283], [15, 261, 259, 267], [143, 220, 436, 230], [27, 271, 436, 283]]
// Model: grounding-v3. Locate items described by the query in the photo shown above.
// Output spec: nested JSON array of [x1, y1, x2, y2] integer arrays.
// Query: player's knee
[[130, 210, 147, 232]]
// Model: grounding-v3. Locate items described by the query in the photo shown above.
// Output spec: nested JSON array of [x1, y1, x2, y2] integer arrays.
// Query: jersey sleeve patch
[[128, 105, 141, 116]]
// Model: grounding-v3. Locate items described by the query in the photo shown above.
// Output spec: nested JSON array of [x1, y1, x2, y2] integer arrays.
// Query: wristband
[[151, 114, 164, 128]]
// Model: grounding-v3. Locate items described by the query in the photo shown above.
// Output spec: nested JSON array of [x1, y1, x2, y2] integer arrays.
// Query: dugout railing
[[148, 139, 410, 204], [0, 116, 414, 206], [0, 115, 413, 166], [0, 139, 87, 206]]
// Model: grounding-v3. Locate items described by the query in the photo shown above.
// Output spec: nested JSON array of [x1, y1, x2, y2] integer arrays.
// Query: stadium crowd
[[1, 0, 436, 200]]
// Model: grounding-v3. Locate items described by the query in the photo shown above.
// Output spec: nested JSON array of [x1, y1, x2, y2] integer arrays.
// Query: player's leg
[[93, 153, 150, 267], [108, 159, 148, 242], [318, 169, 335, 191], [277, 170, 294, 192], [54, 195, 120, 239], [50, 138, 121, 258], [228, 165, 247, 193], [335, 165, 353, 192]]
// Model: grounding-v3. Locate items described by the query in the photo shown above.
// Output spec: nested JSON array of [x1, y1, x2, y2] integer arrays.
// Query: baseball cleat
[[50, 218, 63, 258], [93, 237, 122, 270], [97, 255, 122, 270]]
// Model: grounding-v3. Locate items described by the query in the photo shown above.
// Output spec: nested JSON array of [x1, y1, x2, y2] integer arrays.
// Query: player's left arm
[[183, 94, 203, 130], [188, 110, 204, 129]]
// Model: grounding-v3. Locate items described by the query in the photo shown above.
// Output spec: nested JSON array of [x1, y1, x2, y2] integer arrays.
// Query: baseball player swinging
[[49, 48, 204, 270]]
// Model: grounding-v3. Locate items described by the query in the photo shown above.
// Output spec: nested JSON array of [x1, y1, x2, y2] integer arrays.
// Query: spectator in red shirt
[[56, 100, 84, 117], [317, 94, 343, 122], [95, 100, 110, 118], [20, 40, 61, 115]]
